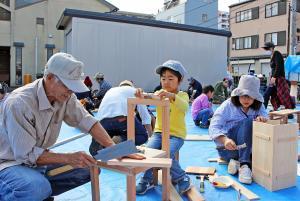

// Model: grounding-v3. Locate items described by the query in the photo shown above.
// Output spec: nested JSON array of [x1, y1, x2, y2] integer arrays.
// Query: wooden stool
[[90, 97, 171, 201], [269, 109, 300, 127]]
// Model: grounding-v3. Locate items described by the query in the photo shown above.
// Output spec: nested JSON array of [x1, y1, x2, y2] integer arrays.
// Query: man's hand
[[224, 138, 237, 150], [66, 151, 97, 168], [135, 88, 144, 98], [255, 116, 268, 122]]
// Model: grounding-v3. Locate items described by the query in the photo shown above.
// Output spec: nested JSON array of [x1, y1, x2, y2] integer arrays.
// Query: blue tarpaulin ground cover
[[55, 106, 300, 201]]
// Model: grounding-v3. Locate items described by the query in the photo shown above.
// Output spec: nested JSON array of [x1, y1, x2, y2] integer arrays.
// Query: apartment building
[[229, 0, 300, 78], [156, 0, 218, 29], [0, 0, 117, 86], [218, 11, 229, 30]]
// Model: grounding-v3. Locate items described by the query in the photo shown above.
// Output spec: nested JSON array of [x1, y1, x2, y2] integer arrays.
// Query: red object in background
[[84, 76, 93, 88]]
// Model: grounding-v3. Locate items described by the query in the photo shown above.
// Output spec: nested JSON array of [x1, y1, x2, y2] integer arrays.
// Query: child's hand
[[224, 138, 237, 150], [255, 116, 268, 122], [156, 90, 175, 101], [135, 88, 144, 98]]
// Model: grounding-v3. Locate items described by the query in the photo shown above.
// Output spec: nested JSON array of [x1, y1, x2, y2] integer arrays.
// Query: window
[[202, 14, 208, 22], [265, 31, 286, 46], [232, 35, 259, 50], [236, 7, 259, 23], [0, 0, 10, 6], [0, 7, 10, 21], [297, 36, 300, 43], [45, 44, 55, 61], [15, 47, 22, 85], [265, 1, 286, 18], [36, 17, 44, 25]]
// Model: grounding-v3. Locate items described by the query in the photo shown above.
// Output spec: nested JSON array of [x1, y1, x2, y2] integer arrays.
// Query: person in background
[[187, 77, 202, 102], [0, 82, 9, 108], [209, 75, 268, 184], [0, 53, 143, 201], [93, 72, 112, 107], [191, 85, 214, 128], [89, 80, 152, 156], [212, 78, 229, 104], [136, 60, 191, 195], [262, 42, 295, 111]]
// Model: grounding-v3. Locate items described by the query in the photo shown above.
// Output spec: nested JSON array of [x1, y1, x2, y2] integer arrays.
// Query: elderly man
[[0, 53, 142, 201]]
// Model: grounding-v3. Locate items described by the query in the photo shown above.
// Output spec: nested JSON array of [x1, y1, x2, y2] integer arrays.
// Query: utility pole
[[289, 0, 297, 55]]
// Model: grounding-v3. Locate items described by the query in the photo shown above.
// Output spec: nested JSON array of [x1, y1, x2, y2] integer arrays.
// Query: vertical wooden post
[[161, 99, 170, 157], [127, 102, 136, 142], [127, 175, 136, 201], [90, 166, 100, 201], [162, 167, 170, 201]]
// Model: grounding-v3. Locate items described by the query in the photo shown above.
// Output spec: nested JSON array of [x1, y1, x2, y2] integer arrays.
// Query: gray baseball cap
[[44, 53, 89, 93], [231, 75, 264, 102], [155, 60, 187, 78]]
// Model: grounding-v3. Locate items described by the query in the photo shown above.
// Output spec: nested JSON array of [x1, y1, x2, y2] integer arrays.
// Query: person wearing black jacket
[[262, 42, 294, 111]]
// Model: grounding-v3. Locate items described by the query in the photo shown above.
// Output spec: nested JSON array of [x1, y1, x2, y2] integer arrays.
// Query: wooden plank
[[158, 170, 183, 201], [47, 165, 73, 176], [269, 109, 300, 116], [207, 158, 228, 164], [127, 175, 136, 201], [127, 102, 136, 142], [90, 166, 100, 201], [186, 186, 205, 201], [107, 158, 172, 168], [185, 135, 211, 141], [185, 166, 216, 175], [223, 176, 260, 200], [162, 167, 170, 201]]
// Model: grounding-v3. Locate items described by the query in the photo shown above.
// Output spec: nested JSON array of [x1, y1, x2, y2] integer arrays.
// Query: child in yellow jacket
[[136, 60, 191, 195]]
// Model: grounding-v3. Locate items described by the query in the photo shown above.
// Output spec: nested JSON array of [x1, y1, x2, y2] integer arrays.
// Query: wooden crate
[[252, 121, 298, 191]]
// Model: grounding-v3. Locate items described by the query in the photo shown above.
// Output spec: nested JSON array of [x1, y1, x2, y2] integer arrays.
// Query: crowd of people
[[0, 41, 297, 199]]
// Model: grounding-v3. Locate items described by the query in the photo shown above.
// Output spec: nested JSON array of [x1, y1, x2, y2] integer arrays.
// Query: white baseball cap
[[44, 53, 89, 93]]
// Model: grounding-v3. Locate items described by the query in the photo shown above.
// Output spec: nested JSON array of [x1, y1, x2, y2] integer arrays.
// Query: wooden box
[[252, 121, 298, 191]]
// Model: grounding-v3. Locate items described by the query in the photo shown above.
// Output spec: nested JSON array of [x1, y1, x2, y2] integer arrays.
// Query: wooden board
[[185, 135, 211, 141], [47, 165, 74, 176], [107, 158, 172, 168], [207, 158, 228, 165], [223, 176, 260, 200], [185, 166, 216, 175], [186, 186, 205, 201], [269, 109, 300, 116], [158, 170, 183, 201]]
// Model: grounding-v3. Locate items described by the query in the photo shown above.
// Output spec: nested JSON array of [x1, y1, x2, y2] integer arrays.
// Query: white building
[[156, 0, 218, 29], [218, 11, 229, 31], [57, 9, 231, 91]]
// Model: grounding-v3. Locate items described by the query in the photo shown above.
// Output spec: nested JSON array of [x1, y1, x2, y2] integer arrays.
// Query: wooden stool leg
[[90, 166, 100, 201], [153, 168, 159, 185], [283, 116, 288, 124], [162, 168, 170, 201], [297, 114, 300, 128], [127, 175, 136, 201]]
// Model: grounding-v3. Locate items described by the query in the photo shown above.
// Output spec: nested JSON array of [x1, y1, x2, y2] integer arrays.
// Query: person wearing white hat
[[209, 75, 268, 184], [0, 53, 143, 201]]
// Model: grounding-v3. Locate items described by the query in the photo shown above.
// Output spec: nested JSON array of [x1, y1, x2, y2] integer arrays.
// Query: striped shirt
[[0, 79, 97, 171]]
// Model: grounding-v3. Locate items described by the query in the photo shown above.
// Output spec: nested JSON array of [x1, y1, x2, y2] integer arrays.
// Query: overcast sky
[[107, 0, 240, 14]]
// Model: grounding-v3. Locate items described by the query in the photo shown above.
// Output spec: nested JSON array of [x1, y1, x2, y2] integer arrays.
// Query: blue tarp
[[54, 106, 300, 201], [285, 55, 300, 77]]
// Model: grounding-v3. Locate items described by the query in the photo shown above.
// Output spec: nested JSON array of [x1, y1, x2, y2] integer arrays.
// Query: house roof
[[57, 8, 232, 37], [14, 0, 118, 11], [229, 0, 256, 8]]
